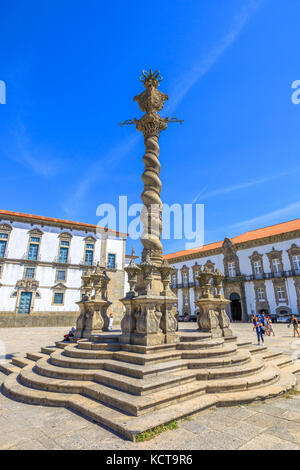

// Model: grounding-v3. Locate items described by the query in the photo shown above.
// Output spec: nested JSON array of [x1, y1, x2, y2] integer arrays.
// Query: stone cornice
[[0, 213, 128, 239], [166, 230, 300, 264]]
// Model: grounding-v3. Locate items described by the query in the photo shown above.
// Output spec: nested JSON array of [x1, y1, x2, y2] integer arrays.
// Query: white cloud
[[62, 0, 265, 215], [193, 169, 299, 203], [6, 124, 61, 177], [229, 200, 300, 231], [164, 0, 266, 115], [62, 134, 139, 217]]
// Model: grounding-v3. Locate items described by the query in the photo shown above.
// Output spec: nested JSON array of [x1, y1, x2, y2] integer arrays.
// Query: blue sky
[[1, 0, 300, 256]]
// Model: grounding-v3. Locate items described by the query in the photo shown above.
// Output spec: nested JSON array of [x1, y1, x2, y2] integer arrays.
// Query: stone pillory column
[[120, 69, 183, 346]]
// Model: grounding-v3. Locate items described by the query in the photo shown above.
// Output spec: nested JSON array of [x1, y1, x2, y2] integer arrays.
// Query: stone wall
[[106, 269, 125, 327], [0, 312, 79, 328]]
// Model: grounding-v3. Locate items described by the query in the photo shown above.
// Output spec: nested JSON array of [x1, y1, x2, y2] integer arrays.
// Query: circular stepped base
[[2, 333, 300, 441]]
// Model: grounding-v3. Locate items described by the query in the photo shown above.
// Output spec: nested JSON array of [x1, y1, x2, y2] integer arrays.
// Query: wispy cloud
[[61, 134, 139, 217], [193, 169, 299, 203], [4, 124, 61, 177], [229, 200, 300, 232], [164, 0, 266, 114], [62, 0, 265, 215]]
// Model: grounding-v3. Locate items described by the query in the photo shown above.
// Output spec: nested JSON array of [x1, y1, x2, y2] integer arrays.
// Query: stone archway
[[230, 292, 242, 321]]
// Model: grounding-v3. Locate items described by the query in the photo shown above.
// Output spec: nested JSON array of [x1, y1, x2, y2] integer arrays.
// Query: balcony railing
[[171, 269, 300, 289], [79, 259, 97, 267], [52, 256, 72, 265], [21, 253, 42, 262]]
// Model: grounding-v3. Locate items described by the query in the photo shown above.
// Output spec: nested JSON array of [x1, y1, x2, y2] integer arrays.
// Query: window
[[53, 292, 64, 305], [194, 271, 199, 285], [257, 288, 265, 301], [27, 236, 40, 261], [277, 287, 286, 301], [107, 253, 116, 269], [293, 255, 300, 272], [56, 269, 66, 282], [184, 295, 189, 306], [171, 273, 177, 286], [0, 232, 8, 258], [254, 261, 262, 276], [272, 259, 280, 273], [84, 243, 94, 266], [183, 272, 188, 285], [59, 240, 69, 263], [24, 267, 35, 279], [228, 262, 236, 277]]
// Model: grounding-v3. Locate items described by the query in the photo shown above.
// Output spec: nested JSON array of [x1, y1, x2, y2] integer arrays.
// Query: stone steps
[[112, 350, 182, 366], [89, 334, 119, 343], [63, 344, 182, 365], [76, 341, 120, 351], [270, 355, 294, 369], [176, 339, 224, 350], [2, 371, 219, 441], [41, 346, 59, 355], [5, 367, 298, 442], [51, 350, 110, 369], [54, 349, 188, 377], [0, 362, 21, 375], [181, 343, 237, 359], [120, 343, 177, 354], [262, 351, 284, 360], [204, 366, 280, 393], [247, 345, 268, 355], [179, 333, 212, 342], [236, 341, 253, 347], [34, 357, 197, 394], [12, 356, 35, 368], [194, 358, 264, 380], [217, 371, 298, 406], [63, 346, 114, 360], [19, 365, 207, 416], [26, 352, 49, 362], [38, 355, 189, 380], [188, 349, 251, 369]]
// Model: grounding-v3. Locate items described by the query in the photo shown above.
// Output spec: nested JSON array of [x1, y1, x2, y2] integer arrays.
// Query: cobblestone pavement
[[1, 323, 300, 450]]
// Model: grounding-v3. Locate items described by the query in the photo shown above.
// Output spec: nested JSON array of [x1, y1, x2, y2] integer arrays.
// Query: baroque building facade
[[0, 210, 127, 327], [164, 219, 300, 321]]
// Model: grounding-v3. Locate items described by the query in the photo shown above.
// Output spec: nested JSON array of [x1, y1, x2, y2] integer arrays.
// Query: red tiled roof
[[164, 218, 300, 261], [0, 209, 128, 237]]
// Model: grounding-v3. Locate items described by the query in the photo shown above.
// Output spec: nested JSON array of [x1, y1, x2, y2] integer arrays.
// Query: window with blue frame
[[0, 233, 8, 258], [59, 240, 69, 263], [24, 267, 35, 279], [27, 237, 40, 260], [53, 292, 64, 305], [56, 269, 66, 281], [107, 253, 116, 269], [85, 243, 94, 265]]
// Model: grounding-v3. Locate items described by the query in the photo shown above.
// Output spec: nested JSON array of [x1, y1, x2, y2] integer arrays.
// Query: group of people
[[252, 312, 275, 345], [252, 312, 300, 345]]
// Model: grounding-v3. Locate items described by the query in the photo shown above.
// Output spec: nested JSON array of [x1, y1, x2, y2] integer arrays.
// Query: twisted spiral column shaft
[[140, 134, 163, 263]]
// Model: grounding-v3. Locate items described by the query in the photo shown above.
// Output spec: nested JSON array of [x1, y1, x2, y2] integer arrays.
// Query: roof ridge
[[0, 209, 128, 237], [164, 217, 300, 259]]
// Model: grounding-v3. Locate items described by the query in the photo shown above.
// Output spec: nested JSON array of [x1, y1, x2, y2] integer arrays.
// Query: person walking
[[267, 316, 275, 336], [290, 314, 300, 338], [253, 315, 264, 345], [108, 313, 114, 331], [263, 314, 270, 336]]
